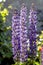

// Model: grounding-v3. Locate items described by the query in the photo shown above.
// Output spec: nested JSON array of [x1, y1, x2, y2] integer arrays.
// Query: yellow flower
[[41, 31, 43, 34], [37, 46, 42, 51], [39, 34, 43, 39], [1, 11, 5, 17], [4, 8, 9, 15]]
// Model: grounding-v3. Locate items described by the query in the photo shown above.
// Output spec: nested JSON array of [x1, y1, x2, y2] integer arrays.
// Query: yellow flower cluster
[[0, 8, 9, 22], [36, 30, 43, 51]]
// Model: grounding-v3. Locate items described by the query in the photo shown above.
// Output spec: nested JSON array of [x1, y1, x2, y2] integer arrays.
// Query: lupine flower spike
[[20, 3, 28, 62], [28, 3, 37, 59], [12, 8, 20, 61]]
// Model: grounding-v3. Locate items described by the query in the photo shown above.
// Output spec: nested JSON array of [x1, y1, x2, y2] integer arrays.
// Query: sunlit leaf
[[35, 62, 40, 65]]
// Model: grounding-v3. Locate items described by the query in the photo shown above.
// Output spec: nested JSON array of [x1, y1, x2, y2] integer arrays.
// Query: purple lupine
[[28, 3, 37, 59], [12, 9, 20, 61], [20, 3, 28, 62]]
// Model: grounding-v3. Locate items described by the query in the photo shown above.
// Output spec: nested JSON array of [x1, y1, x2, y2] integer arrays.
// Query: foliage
[[0, 2, 12, 64]]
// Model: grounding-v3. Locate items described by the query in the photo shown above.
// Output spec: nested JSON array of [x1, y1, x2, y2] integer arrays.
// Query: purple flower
[[11, 9, 20, 61], [28, 3, 37, 59], [20, 3, 28, 62]]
